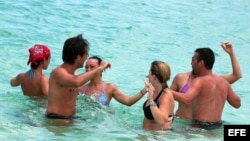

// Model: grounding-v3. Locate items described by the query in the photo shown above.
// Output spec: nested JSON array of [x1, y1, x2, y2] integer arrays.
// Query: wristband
[[149, 100, 157, 107]]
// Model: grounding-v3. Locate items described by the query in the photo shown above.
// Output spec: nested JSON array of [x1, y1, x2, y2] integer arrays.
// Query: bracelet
[[149, 100, 157, 107]]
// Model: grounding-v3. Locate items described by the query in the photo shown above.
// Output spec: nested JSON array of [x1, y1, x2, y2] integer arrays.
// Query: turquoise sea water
[[1, 0, 250, 140]]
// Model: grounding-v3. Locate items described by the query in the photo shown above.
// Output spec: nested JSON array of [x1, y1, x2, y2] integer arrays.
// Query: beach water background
[[0, 0, 249, 140]]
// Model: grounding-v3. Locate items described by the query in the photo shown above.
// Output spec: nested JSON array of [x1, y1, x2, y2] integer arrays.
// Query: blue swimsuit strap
[[98, 82, 109, 106], [26, 69, 35, 78]]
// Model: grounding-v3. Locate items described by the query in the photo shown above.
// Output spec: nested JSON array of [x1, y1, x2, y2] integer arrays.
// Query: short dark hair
[[30, 55, 50, 69], [89, 56, 102, 65], [195, 47, 215, 69], [62, 34, 89, 64]]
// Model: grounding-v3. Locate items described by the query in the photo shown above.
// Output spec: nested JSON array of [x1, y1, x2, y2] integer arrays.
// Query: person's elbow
[[236, 73, 242, 80], [10, 80, 14, 86], [178, 97, 192, 105], [123, 100, 133, 106], [123, 97, 138, 106], [234, 98, 241, 108], [234, 72, 242, 81], [173, 92, 191, 104], [10, 79, 19, 87], [231, 97, 241, 109]]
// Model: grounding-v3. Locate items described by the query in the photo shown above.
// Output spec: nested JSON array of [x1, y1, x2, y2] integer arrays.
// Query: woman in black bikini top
[[143, 89, 173, 121], [142, 61, 175, 130]]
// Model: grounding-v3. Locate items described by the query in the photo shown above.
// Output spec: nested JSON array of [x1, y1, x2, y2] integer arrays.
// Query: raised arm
[[54, 61, 111, 87], [220, 41, 242, 84], [112, 82, 147, 106]]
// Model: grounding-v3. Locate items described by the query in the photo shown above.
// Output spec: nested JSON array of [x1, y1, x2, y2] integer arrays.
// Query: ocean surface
[[0, 0, 249, 141]]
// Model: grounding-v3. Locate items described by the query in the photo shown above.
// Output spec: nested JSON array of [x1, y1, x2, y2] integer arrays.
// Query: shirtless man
[[46, 34, 110, 121], [10, 44, 51, 97], [170, 41, 242, 119], [172, 47, 241, 130]]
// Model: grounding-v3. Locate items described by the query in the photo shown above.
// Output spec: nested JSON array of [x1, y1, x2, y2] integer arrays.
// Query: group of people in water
[[10, 34, 242, 130]]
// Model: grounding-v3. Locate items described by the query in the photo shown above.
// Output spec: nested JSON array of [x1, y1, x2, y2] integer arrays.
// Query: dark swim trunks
[[192, 120, 223, 130], [45, 113, 76, 120]]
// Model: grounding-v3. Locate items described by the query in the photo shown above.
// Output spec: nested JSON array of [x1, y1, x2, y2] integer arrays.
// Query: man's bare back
[[173, 47, 241, 130], [191, 73, 240, 122], [170, 41, 242, 120]]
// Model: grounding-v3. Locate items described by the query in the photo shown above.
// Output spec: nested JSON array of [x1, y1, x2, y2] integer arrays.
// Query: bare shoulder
[[172, 72, 191, 85], [213, 74, 229, 84], [103, 82, 121, 96], [18, 72, 26, 78], [163, 88, 174, 97], [192, 76, 206, 86], [104, 82, 118, 89], [51, 66, 62, 73], [173, 72, 191, 82], [160, 88, 174, 104], [213, 73, 225, 80], [17, 72, 33, 81], [40, 74, 49, 81], [175, 72, 190, 78], [50, 66, 66, 77], [11, 73, 25, 85]]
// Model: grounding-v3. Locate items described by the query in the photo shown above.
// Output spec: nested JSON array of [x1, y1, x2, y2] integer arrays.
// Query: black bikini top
[[143, 89, 163, 120]]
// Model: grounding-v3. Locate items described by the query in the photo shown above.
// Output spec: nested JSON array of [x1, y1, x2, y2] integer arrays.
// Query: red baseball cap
[[27, 44, 51, 65]]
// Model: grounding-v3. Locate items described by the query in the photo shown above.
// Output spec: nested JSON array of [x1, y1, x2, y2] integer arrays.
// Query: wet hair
[[89, 56, 102, 65], [88, 55, 103, 76], [150, 61, 171, 89], [195, 47, 215, 70], [62, 34, 89, 64]]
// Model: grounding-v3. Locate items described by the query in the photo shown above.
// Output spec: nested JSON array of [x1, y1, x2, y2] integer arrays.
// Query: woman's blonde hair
[[150, 61, 171, 89]]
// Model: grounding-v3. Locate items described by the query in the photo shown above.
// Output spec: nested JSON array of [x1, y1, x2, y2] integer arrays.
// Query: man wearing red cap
[[10, 44, 51, 97]]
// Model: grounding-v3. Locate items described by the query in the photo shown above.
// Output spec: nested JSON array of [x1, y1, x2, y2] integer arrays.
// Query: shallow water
[[1, 0, 250, 140]]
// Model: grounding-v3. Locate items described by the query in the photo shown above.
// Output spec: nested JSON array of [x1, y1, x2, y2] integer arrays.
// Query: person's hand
[[144, 78, 154, 100], [100, 61, 111, 71], [143, 78, 149, 91], [221, 41, 234, 55]]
